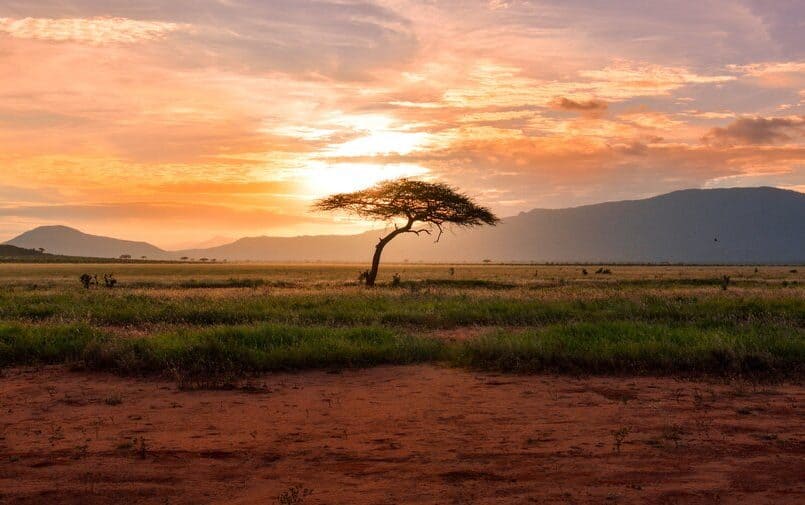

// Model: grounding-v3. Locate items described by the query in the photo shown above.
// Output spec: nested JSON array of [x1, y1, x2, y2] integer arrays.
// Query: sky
[[0, 0, 803, 249]]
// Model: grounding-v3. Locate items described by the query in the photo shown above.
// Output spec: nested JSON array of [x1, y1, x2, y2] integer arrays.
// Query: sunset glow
[[1, 1, 803, 248]]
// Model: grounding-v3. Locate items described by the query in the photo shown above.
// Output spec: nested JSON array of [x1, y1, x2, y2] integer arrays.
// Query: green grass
[[451, 322, 804, 376], [0, 263, 802, 380], [1, 321, 801, 378], [0, 323, 443, 373], [83, 325, 444, 374], [0, 324, 107, 366], [0, 290, 802, 329]]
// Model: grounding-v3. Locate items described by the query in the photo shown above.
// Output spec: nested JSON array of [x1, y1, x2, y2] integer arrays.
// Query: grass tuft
[[450, 322, 803, 376], [1, 321, 801, 379]]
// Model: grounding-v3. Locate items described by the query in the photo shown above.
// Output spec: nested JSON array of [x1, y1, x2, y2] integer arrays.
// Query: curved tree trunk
[[365, 220, 413, 286], [365, 242, 386, 286]]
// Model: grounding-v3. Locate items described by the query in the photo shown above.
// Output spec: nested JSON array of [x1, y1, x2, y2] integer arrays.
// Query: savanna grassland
[[0, 263, 802, 378], [1, 263, 803, 504]]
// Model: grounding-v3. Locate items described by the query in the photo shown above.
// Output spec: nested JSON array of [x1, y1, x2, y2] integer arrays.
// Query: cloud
[[144, 181, 298, 195], [703, 116, 805, 146], [0, 17, 184, 44], [729, 61, 805, 88], [732, 62, 805, 76], [438, 61, 735, 113], [619, 111, 682, 130], [578, 62, 735, 95], [679, 110, 736, 120], [549, 97, 608, 116], [0, 1, 418, 79], [0, 184, 62, 204]]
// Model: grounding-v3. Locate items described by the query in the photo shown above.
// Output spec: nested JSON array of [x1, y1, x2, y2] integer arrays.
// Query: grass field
[[0, 263, 802, 379]]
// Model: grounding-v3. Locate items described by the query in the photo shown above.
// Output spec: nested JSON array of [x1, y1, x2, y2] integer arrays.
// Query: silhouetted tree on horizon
[[313, 178, 498, 286]]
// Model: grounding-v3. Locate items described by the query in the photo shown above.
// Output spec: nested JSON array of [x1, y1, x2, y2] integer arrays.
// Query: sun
[[289, 113, 433, 197], [301, 162, 430, 197], [323, 113, 430, 158]]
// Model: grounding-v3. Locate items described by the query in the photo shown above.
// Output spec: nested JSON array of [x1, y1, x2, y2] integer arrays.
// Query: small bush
[[104, 393, 123, 406]]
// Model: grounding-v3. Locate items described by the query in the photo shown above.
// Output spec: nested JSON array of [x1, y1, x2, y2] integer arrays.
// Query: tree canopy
[[313, 178, 499, 285], [313, 178, 498, 240]]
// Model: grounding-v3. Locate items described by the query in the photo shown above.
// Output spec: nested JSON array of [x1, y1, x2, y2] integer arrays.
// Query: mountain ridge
[[5, 187, 804, 264], [6, 225, 172, 260]]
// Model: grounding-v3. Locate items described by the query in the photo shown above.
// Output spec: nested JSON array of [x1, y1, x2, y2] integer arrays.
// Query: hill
[[0, 243, 152, 263], [6, 187, 804, 264], [5, 225, 173, 260]]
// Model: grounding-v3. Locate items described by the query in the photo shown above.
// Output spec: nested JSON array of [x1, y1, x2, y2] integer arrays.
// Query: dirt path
[[1, 365, 802, 504]]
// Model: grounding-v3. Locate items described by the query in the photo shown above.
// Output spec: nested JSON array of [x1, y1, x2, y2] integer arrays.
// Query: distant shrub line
[[1, 322, 801, 379]]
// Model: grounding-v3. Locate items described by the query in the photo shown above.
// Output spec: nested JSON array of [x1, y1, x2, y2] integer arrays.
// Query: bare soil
[[1, 366, 802, 504]]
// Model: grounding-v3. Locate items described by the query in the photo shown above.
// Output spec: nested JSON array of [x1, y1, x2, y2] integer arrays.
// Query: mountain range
[[5, 187, 804, 264]]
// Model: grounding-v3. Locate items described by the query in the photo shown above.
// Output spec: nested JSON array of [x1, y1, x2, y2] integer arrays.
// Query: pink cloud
[[0, 16, 185, 44]]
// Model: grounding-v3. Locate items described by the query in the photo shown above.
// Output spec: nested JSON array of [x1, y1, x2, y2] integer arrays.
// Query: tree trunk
[[365, 220, 412, 286], [365, 242, 385, 286]]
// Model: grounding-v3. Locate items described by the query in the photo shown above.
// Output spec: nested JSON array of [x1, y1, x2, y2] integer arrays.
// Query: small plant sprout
[[662, 424, 684, 448], [612, 427, 630, 454], [104, 393, 123, 406], [277, 485, 313, 505], [136, 437, 148, 459]]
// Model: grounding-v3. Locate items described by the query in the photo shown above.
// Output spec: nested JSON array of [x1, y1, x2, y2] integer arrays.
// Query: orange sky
[[1, 1, 803, 248]]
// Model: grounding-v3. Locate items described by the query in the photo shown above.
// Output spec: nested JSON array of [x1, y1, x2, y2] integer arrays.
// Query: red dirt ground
[[1, 365, 802, 504]]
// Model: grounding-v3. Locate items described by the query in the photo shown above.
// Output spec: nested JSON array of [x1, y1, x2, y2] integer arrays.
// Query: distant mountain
[[6, 188, 804, 264], [378, 186, 805, 264], [176, 233, 378, 262], [5, 225, 172, 260], [180, 187, 805, 264], [172, 235, 235, 250]]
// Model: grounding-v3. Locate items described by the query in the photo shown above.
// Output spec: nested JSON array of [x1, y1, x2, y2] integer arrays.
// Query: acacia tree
[[313, 178, 499, 286]]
